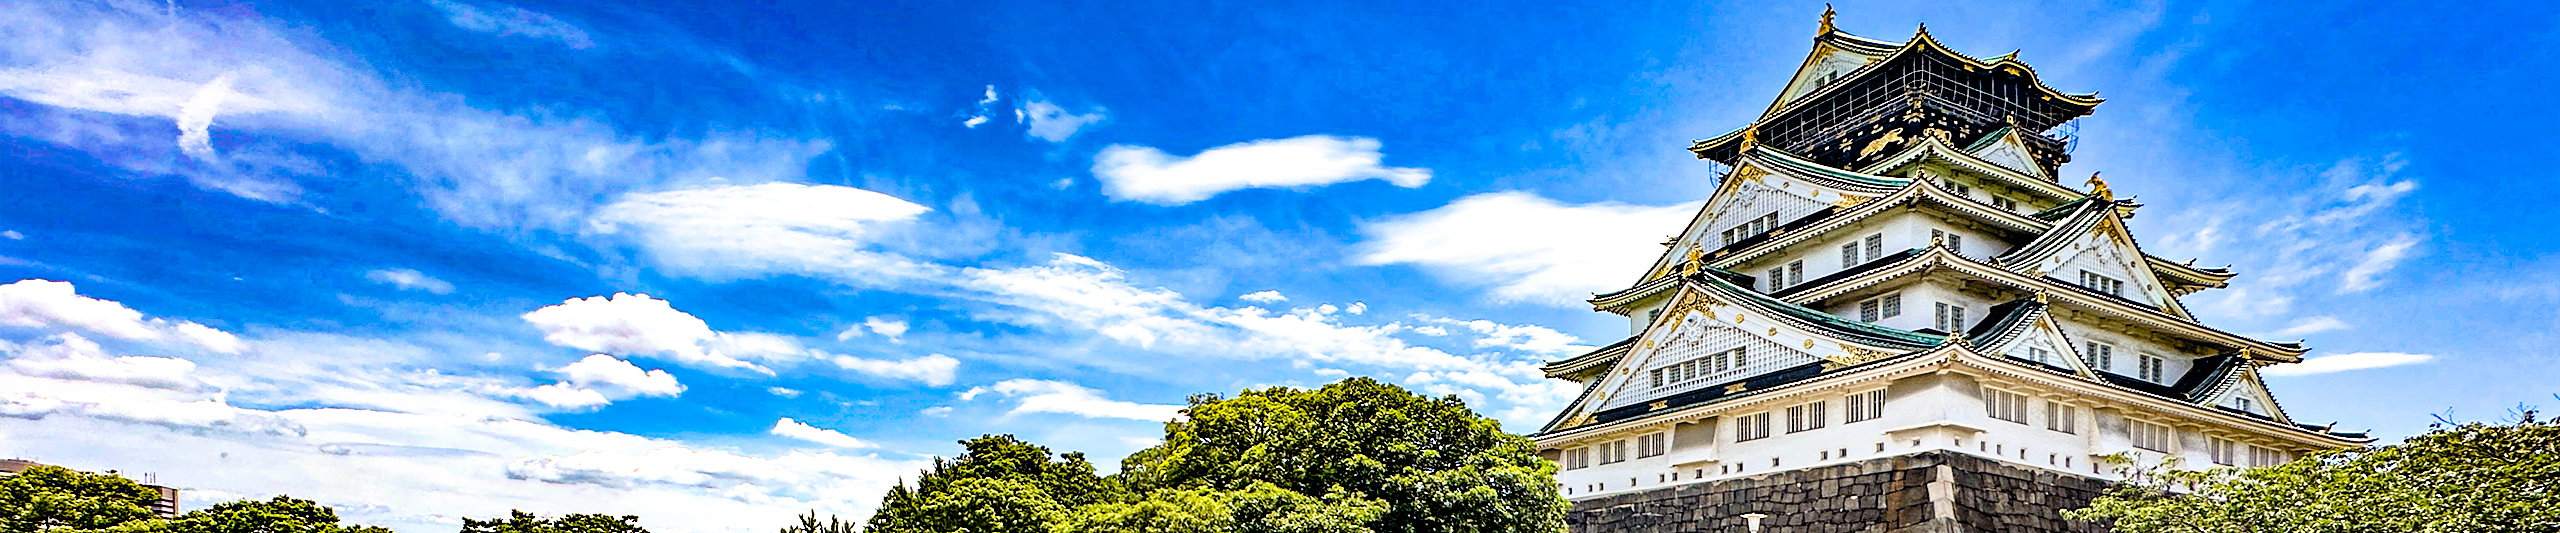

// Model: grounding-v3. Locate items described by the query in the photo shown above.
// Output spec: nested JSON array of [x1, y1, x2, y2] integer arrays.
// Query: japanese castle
[[1532, 9, 2368, 528]]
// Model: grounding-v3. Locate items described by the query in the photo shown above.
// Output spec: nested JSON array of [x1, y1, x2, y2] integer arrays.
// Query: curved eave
[[1782, 244, 2308, 362], [2147, 255, 2237, 287], [1989, 197, 2199, 319], [1539, 342, 2361, 448], [1857, 134, 2081, 202], [1747, 146, 1912, 191], [1540, 336, 1637, 380], [1601, 270, 1949, 350], [1705, 174, 2052, 270], [1752, 26, 2102, 125]]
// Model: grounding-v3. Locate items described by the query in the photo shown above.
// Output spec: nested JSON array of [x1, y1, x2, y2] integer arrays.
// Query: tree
[[1117, 378, 1566, 533], [0, 465, 161, 533], [458, 510, 647, 533], [779, 512, 857, 533], [157, 496, 390, 533], [864, 435, 1125, 533], [1052, 483, 1384, 533], [2066, 415, 2560, 533]]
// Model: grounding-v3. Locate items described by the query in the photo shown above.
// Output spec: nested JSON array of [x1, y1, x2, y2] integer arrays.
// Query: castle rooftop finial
[[1740, 125, 1760, 152], [1818, 4, 1836, 35], [2087, 172, 2114, 200]]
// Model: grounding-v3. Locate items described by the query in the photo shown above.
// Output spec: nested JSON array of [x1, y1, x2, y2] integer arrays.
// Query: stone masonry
[[1565, 452, 2112, 533]]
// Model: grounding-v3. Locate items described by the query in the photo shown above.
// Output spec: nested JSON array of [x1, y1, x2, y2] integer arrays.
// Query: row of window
[[1561, 390, 1889, 470], [1720, 213, 1782, 246], [1984, 387, 2079, 434], [1839, 233, 1885, 267], [1766, 261, 1805, 291], [1649, 348, 1748, 389], [2082, 342, 2170, 383]]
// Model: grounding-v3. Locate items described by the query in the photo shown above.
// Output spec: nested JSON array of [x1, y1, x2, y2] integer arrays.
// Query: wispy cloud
[[586, 183, 936, 282], [2257, 316, 2350, 339], [364, 269, 457, 295], [1020, 97, 1104, 142], [2262, 351, 2436, 377], [770, 418, 874, 449], [424, 0, 597, 49], [1239, 290, 1288, 303], [965, 379, 1183, 421], [1093, 135, 1429, 205], [1356, 192, 1698, 305], [828, 354, 958, 386]]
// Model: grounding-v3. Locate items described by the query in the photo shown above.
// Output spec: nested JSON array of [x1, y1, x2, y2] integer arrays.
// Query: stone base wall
[[1565, 451, 2111, 533]]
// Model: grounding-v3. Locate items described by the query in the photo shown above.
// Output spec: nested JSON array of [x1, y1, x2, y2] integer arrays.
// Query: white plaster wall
[[2050, 314, 2198, 385]]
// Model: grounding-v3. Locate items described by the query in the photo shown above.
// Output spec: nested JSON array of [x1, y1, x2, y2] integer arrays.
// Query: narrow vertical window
[[1859, 298, 1880, 322], [1766, 267, 1786, 291], [1882, 294, 1901, 317], [2085, 342, 2114, 372], [1845, 389, 1886, 423], [1787, 260, 1804, 287], [1934, 302, 1966, 332], [1842, 243, 1859, 268], [1864, 233, 1884, 258], [2139, 354, 2164, 382], [2045, 403, 2077, 434]]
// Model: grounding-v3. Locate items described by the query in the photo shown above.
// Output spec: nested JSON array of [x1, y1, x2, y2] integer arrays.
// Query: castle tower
[[1533, 9, 2368, 532]]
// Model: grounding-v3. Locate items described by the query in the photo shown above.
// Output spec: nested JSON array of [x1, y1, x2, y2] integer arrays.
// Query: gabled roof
[[2146, 255, 2237, 296], [1858, 131, 2079, 201], [1540, 336, 1637, 381], [1694, 166, 2048, 270], [1757, 24, 2101, 123], [1773, 241, 2307, 361], [1990, 195, 2198, 319]]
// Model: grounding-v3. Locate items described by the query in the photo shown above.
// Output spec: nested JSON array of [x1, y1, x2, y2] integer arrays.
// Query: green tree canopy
[[148, 496, 388, 533], [1116, 378, 1564, 533], [0, 465, 161, 533], [2067, 415, 2560, 533], [863, 435, 1125, 533], [458, 510, 647, 533]]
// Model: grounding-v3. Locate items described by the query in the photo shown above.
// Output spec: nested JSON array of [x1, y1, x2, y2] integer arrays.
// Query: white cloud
[[1345, 302, 1366, 315], [972, 379, 1182, 422], [2261, 316, 2350, 339], [520, 354, 682, 409], [1356, 192, 1700, 305], [3, 333, 204, 391], [862, 316, 909, 339], [424, 0, 597, 49], [1093, 135, 1430, 205], [0, 231, 21, 240], [587, 183, 935, 281], [363, 268, 457, 295], [1419, 316, 1590, 354], [962, 85, 999, 128], [2339, 236, 2419, 294], [2261, 352, 2435, 377], [770, 418, 873, 449], [0, 279, 244, 353], [766, 387, 802, 398], [0, 0, 827, 223], [1020, 99, 1103, 142], [520, 292, 804, 373], [828, 354, 958, 386], [1239, 290, 1287, 303], [964, 254, 1470, 371]]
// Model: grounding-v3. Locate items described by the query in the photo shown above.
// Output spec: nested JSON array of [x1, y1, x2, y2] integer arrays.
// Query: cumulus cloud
[[0, 279, 245, 353], [2261, 352, 2435, 377], [587, 183, 935, 281], [425, 0, 597, 49], [1419, 316, 1590, 354], [4, 333, 204, 391], [770, 418, 873, 449], [968, 379, 1182, 422], [1356, 192, 1700, 305], [828, 354, 958, 386], [1238, 290, 1288, 304], [520, 292, 801, 373], [364, 268, 457, 295], [1019, 98, 1103, 142], [863, 317, 909, 339], [520, 354, 682, 409], [1093, 135, 1430, 205]]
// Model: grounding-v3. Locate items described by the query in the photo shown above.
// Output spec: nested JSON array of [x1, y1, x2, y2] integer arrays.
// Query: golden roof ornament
[[1818, 4, 1836, 36], [1739, 125, 1761, 152], [1683, 245, 1705, 276], [2086, 172, 2114, 200]]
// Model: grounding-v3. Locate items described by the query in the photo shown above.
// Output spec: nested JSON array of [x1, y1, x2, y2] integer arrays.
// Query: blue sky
[[2, 0, 2555, 530]]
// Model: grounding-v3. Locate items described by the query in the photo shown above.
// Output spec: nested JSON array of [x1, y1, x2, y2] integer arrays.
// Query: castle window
[[1845, 389, 1886, 423], [2079, 271, 2126, 296], [1984, 389, 2028, 424], [1735, 412, 1772, 442], [1991, 196, 2019, 211], [1859, 293, 1902, 323], [2138, 354, 2165, 382], [1787, 260, 1804, 287], [1723, 213, 1781, 245], [2234, 397, 2255, 413], [2085, 342, 2114, 372], [2209, 437, 2240, 466], [1637, 433, 1667, 458], [1841, 243, 1859, 268], [1766, 266, 1786, 291], [2130, 420, 2174, 452], [2045, 403, 2077, 434], [1786, 401, 1828, 433], [1930, 229, 1964, 254], [1933, 302, 1967, 332], [2250, 446, 2288, 467], [1599, 440, 1629, 464], [2028, 346, 2054, 365], [1564, 447, 1591, 470]]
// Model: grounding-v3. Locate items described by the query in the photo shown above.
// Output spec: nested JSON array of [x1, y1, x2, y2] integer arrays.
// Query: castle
[[1531, 9, 2368, 532]]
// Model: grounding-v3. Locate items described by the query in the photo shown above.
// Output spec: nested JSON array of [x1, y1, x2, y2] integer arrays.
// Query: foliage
[[2066, 415, 2560, 533], [155, 496, 391, 533], [1118, 378, 1566, 533], [0, 465, 161, 533], [1052, 483, 1384, 533], [779, 512, 858, 533], [863, 436, 1123, 533], [458, 510, 647, 533]]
